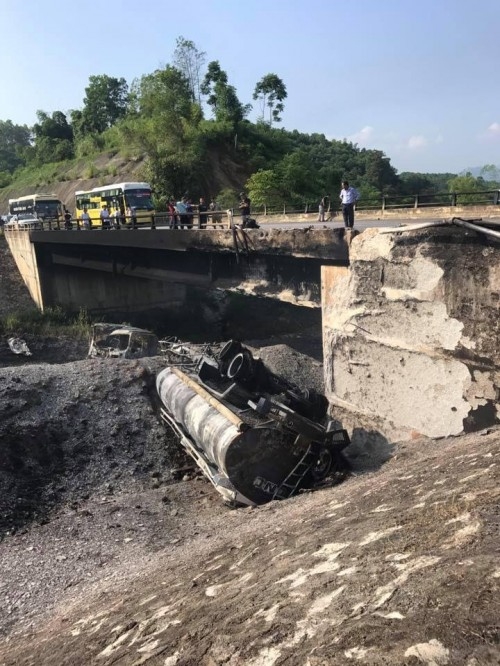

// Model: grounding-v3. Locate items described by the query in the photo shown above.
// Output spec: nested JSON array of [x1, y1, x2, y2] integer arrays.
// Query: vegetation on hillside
[[0, 36, 498, 210]]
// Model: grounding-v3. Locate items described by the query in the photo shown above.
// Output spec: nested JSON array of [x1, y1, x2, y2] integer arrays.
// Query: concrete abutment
[[322, 226, 500, 440]]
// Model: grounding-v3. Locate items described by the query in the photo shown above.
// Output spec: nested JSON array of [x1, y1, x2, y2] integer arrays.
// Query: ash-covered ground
[[0, 328, 498, 665]]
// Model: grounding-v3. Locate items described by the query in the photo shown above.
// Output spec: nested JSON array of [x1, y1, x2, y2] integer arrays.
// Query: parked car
[[5, 213, 42, 230]]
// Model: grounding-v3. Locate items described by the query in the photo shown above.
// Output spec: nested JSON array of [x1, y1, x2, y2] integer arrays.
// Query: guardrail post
[[150, 213, 156, 230], [76, 218, 80, 231], [283, 204, 286, 215], [451, 193, 457, 207], [494, 190, 500, 205], [382, 195, 386, 213], [305, 203, 308, 213], [414, 194, 419, 209]]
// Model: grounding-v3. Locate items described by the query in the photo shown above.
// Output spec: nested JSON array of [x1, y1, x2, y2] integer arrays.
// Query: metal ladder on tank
[[272, 441, 317, 501]]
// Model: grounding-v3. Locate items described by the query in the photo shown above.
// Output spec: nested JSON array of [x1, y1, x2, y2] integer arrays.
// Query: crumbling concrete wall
[[322, 227, 500, 440]]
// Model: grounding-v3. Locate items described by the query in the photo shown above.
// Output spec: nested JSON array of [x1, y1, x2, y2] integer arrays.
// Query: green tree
[[201, 61, 249, 124], [448, 172, 488, 204], [132, 66, 203, 196], [253, 74, 287, 125], [399, 172, 435, 195], [80, 75, 129, 134], [33, 110, 73, 142], [0, 119, 31, 172], [32, 110, 74, 163], [363, 149, 400, 193], [173, 36, 206, 104], [246, 169, 282, 207]]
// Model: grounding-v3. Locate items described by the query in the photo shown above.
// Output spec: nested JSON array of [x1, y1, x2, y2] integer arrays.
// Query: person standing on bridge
[[238, 192, 251, 228], [100, 203, 111, 230], [80, 207, 91, 230], [318, 197, 326, 222], [339, 181, 360, 229]]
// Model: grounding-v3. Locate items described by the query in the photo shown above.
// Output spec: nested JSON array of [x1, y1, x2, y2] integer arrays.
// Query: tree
[[33, 110, 73, 142], [246, 169, 282, 207], [253, 74, 287, 125], [201, 61, 250, 124], [0, 120, 31, 173], [31, 110, 74, 164], [137, 66, 192, 121], [80, 75, 129, 134], [363, 150, 399, 193], [132, 66, 203, 196], [448, 172, 488, 204], [399, 172, 435, 195], [173, 36, 206, 105]]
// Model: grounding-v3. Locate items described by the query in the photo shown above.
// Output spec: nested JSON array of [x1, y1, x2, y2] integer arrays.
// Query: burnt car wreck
[[88, 323, 161, 359], [156, 341, 350, 507]]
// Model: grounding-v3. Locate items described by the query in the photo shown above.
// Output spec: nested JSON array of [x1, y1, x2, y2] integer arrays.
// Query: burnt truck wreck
[[156, 341, 350, 507]]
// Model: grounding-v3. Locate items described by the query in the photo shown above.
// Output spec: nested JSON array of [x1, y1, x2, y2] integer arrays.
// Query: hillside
[[0, 147, 248, 215]]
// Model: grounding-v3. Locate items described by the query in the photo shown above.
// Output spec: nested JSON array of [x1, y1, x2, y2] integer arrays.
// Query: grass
[[0, 306, 93, 339]]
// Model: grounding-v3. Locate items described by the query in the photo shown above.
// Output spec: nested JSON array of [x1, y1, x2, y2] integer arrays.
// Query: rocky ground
[[0, 335, 498, 665], [0, 239, 498, 665]]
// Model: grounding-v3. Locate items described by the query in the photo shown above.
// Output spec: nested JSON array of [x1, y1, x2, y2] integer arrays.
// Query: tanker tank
[[156, 341, 351, 507]]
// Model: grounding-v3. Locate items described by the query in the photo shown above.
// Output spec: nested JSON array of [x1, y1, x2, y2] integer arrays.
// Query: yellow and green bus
[[9, 193, 63, 221], [74, 182, 155, 228]]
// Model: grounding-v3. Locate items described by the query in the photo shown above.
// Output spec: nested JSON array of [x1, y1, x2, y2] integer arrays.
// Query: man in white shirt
[[100, 204, 111, 230], [339, 180, 360, 229], [80, 207, 91, 230]]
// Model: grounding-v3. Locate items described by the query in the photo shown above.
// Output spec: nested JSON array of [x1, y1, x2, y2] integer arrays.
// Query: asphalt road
[[258, 216, 420, 231]]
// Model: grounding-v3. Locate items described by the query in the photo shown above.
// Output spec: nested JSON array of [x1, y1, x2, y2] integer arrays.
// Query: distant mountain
[[462, 165, 500, 181]]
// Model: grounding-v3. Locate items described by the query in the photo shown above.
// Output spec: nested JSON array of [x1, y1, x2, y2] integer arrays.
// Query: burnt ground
[[0, 338, 498, 665]]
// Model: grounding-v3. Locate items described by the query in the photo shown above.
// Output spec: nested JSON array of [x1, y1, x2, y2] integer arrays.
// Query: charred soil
[[0, 333, 498, 665]]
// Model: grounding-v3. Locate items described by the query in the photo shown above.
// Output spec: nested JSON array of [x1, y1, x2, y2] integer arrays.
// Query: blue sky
[[1, 0, 499, 174]]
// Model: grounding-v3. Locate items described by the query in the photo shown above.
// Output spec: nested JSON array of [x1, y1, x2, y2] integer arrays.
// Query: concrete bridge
[[4, 225, 350, 318]]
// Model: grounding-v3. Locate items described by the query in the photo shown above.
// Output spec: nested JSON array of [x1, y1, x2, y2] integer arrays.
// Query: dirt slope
[[0, 422, 498, 665], [0, 147, 248, 214]]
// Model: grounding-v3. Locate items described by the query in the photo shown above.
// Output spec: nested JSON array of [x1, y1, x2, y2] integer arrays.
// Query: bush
[[0, 307, 92, 338]]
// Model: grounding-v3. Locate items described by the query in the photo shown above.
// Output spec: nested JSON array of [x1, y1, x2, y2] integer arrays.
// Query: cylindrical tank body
[[157, 367, 306, 505]]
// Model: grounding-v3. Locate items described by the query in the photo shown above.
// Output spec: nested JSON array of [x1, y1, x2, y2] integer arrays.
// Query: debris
[[7, 337, 32, 356], [88, 323, 160, 359]]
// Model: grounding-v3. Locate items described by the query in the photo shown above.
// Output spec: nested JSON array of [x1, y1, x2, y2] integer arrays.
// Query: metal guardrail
[[247, 190, 500, 215], [4, 210, 234, 232]]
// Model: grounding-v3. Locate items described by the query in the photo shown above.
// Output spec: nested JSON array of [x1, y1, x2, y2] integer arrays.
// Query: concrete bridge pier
[[322, 226, 500, 442]]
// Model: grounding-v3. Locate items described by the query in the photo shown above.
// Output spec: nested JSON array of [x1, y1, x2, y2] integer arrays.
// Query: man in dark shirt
[[198, 197, 208, 229], [238, 192, 251, 227]]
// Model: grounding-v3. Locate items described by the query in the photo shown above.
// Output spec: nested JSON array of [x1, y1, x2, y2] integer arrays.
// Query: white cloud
[[435, 134, 444, 144], [488, 122, 500, 134], [347, 126, 374, 146], [407, 135, 428, 150]]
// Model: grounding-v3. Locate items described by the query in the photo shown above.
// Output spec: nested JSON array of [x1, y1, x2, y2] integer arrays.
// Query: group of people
[[65, 182, 360, 231], [318, 181, 360, 228], [167, 196, 224, 229], [75, 204, 137, 230]]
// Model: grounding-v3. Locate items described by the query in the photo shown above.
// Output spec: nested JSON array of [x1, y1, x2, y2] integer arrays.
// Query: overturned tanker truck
[[156, 341, 351, 507]]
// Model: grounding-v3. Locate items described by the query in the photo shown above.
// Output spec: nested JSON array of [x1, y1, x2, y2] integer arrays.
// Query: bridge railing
[[246, 189, 500, 215], [4, 209, 234, 232]]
